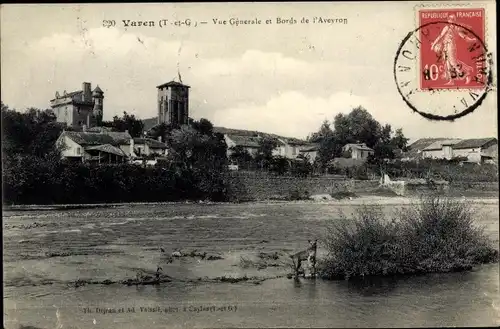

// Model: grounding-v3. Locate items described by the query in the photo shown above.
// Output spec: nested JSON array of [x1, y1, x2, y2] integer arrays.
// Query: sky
[[1, 2, 497, 142]]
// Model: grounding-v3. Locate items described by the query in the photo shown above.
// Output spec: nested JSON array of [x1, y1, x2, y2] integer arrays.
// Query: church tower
[[157, 81, 190, 127], [92, 85, 104, 125]]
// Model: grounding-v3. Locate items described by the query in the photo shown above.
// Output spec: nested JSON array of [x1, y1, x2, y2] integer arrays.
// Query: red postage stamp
[[418, 8, 486, 90]]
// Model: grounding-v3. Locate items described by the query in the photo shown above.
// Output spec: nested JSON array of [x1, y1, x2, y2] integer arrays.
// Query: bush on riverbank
[[2, 154, 230, 204], [320, 196, 499, 280]]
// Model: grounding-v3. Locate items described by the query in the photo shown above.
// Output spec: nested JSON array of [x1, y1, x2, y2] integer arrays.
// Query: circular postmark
[[394, 19, 493, 121]]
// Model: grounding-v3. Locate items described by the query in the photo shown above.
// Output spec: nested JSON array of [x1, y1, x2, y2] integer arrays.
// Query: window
[[76, 147, 81, 155]]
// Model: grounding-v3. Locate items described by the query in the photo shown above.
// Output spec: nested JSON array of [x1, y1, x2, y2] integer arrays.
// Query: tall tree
[[255, 137, 279, 170], [1, 103, 65, 159], [167, 120, 228, 199], [373, 123, 394, 159], [391, 128, 410, 152], [332, 106, 382, 148], [308, 120, 333, 142], [309, 120, 341, 171], [102, 111, 144, 137]]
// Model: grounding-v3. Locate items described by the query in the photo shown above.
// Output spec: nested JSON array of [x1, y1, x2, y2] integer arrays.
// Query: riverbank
[[3, 194, 499, 212]]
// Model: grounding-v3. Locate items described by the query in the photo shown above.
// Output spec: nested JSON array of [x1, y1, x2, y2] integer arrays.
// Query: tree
[[290, 154, 313, 177], [147, 123, 173, 143], [309, 120, 342, 172], [308, 120, 333, 142], [269, 156, 290, 176], [229, 145, 253, 168], [191, 118, 214, 136], [102, 111, 144, 137], [166, 119, 229, 200], [332, 106, 382, 148], [255, 137, 279, 170], [373, 124, 394, 159], [391, 128, 410, 152], [1, 103, 65, 159]]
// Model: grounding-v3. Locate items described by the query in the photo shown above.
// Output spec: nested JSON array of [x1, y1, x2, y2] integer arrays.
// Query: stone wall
[[227, 171, 499, 201], [228, 172, 379, 201]]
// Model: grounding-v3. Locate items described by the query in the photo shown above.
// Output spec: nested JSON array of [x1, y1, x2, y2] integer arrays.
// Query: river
[[3, 199, 499, 328]]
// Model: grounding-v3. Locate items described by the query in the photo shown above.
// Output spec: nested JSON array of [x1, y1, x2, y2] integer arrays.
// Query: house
[[421, 139, 462, 159], [402, 138, 449, 161], [213, 126, 313, 160], [50, 82, 104, 129], [451, 138, 498, 164], [272, 137, 312, 159], [124, 137, 169, 158], [298, 144, 319, 163], [56, 130, 131, 163], [342, 143, 374, 160], [223, 134, 261, 157]]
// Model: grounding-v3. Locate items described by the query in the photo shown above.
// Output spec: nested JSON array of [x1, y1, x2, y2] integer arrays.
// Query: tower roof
[[156, 81, 190, 89], [92, 85, 104, 93]]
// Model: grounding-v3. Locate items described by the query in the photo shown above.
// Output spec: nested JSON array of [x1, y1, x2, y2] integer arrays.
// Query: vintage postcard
[[1, 1, 498, 328]]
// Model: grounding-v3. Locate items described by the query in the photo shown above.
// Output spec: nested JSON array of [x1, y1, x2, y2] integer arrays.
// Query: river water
[[3, 199, 499, 328]]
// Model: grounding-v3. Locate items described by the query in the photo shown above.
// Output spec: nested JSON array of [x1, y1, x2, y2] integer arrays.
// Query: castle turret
[[92, 85, 104, 125]]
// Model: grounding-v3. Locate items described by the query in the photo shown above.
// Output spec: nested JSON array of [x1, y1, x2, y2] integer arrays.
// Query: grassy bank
[[319, 196, 499, 280]]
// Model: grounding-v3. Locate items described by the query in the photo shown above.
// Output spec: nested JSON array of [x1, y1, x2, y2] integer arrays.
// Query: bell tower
[[157, 81, 190, 127]]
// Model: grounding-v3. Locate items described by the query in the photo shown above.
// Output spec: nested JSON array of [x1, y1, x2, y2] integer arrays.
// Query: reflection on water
[[4, 266, 499, 328], [3, 202, 499, 328]]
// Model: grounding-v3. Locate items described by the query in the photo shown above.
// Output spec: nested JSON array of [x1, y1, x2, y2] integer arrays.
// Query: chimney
[[82, 82, 91, 102], [158, 136, 162, 143], [125, 130, 129, 135]]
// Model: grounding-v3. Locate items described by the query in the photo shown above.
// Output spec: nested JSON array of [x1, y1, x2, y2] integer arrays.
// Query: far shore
[[3, 195, 499, 212]]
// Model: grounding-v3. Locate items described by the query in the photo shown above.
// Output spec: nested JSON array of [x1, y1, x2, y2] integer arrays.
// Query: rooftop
[[423, 139, 462, 151], [300, 144, 319, 152], [93, 85, 103, 93], [85, 144, 127, 157], [343, 143, 374, 151], [227, 135, 261, 148], [62, 130, 132, 146], [408, 138, 448, 151], [213, 126, 308, 145], [156, 81, 191, 89], [453, 138, 497, 149], [133, 137, 168, 149]]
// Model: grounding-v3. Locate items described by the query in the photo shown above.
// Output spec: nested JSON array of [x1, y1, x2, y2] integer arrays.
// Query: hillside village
[[48, 80, 498, 167], [2, 78, 498, 205]]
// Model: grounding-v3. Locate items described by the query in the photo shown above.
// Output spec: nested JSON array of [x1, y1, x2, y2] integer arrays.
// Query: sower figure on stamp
[[430, 14, 477, 85], [290, 239, 317, 279]]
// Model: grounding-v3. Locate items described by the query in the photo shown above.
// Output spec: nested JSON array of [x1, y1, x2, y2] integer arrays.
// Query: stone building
[[157, 81, 190, 127], [50, 82, 104, 129]]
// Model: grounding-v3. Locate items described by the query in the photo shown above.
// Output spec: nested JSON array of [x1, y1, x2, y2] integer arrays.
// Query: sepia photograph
[[1, 1, 498, 328]]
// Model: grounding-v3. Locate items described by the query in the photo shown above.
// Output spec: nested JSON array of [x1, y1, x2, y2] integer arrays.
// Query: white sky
[[1, 2, 497, 141]]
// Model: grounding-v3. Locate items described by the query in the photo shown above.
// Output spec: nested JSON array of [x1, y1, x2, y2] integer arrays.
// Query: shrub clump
[[320, 196, 498, 280], [288, 188, 311, 201], [330, 191, 357, 200]]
